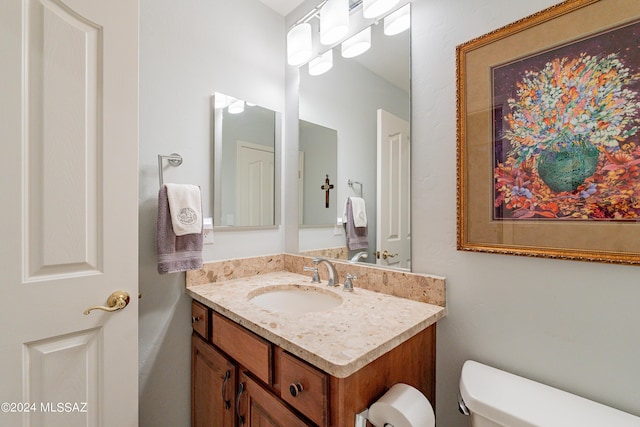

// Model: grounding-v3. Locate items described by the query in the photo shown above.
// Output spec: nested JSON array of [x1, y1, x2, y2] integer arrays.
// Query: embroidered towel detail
[[343, 197, 368, 250], [157, 185, 203, 274], [348, 196, 367, 227], [165, 183, 203, 236]]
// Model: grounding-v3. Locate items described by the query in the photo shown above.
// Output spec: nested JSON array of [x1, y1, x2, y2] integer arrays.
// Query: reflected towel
[[348, 196, 367, 227], [344, 197, 368, 250], [157, 185, 203, 274]]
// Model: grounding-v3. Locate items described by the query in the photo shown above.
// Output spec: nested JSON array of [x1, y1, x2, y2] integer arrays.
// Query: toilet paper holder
[[354, 383, 435, 427], [355, 409, 372, 427], [356, 409, 396, 427]]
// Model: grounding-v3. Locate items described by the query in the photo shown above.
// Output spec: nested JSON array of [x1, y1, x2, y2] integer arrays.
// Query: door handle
[[83, 291, 130, 315], [381, 250, 398, 260]]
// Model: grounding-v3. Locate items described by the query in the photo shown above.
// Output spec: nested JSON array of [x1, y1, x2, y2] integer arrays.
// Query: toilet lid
[[459, 361, 640, 427]]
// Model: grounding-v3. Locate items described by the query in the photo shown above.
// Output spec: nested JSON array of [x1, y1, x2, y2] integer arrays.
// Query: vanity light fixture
[[308, 50, 334, 76], [287, 22, 313, 65], [320, 0, 349, 45], [228, 99, 245, 114], [383, 3, 410, 36], [341, 26, 371, 58], [362, 0, 399, 19]]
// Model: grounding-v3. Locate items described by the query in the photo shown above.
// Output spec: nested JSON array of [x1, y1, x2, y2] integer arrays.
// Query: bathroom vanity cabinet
[[191, 300, 436, 427]]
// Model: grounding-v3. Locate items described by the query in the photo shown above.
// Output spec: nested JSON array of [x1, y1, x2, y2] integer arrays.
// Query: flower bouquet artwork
[[493, 21, 640, 220]]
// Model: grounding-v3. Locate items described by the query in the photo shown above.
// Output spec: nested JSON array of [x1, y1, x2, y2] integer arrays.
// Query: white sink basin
[[248, 284, 342, 313]]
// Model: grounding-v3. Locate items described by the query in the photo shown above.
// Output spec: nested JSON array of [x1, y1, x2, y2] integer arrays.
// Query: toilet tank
[[459, 360, 640, 427]]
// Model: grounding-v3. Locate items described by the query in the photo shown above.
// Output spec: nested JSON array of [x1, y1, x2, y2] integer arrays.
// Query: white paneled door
[[377, 109, 411, 270], [0, 0, 139, 426], [236, 141, 275, 226]]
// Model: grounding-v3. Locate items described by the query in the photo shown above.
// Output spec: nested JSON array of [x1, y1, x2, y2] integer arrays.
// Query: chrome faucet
[[303, 265, 320, 283], [343, 273, 357, 292], [312, 257, 338, 287], [350, 251, 368, 263]]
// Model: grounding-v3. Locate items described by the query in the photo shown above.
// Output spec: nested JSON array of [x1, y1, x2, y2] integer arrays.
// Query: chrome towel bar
[[157, 153, 183, 187]]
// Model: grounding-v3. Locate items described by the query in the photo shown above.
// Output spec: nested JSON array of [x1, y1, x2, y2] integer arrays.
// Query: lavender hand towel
[[344, 197, 368, 250], [157, 185, 203, 274]]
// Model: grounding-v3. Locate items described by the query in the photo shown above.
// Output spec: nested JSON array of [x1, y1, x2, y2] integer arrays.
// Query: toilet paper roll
[[368, 383, 435, 427]]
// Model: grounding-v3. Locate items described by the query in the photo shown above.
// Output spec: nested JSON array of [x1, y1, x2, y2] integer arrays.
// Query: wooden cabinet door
[[192, 334, 237, 427], [238, 373, 312, 427]]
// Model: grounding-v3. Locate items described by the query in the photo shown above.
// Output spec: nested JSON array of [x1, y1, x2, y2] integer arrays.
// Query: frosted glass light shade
[[287, 23, 313, 66], [320, 0, 349, 45], [384, 4, 410, 35], [309, 50, 333, 76], [362, 0, 399, 19], [228, 99, 245, 114], [341, 27, 371, 58]]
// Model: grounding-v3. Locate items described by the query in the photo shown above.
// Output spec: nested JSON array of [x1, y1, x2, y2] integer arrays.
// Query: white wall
[[409, 0, 640, 426], [138, 0, 284, 425]]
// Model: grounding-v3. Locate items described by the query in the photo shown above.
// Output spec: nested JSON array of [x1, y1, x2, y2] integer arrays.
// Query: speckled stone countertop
[[186, 271, 446, 378]]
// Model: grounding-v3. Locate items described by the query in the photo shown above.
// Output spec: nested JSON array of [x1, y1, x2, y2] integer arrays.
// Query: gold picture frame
[[456, 0, 640, 265]]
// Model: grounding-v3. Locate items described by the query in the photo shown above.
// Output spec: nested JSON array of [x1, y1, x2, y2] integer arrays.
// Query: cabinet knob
[[289, 382, 304, 398], [191, 315, 201, 323]]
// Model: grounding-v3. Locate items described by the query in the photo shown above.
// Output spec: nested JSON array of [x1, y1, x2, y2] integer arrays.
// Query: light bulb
[[214, 92, 228, 109], [287, 23, 313, 66], [384, 4, 410, 36], [363, 0, 399, 19], [320, 0, 349, 45], [309, 50, 334, 76], [341, 27, 371, 58], [228, 99, 245, 114]]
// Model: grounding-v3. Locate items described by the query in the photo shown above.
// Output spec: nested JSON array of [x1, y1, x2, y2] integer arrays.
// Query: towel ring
[[348, 179, 363, 198], [158, 153, 183, 187]]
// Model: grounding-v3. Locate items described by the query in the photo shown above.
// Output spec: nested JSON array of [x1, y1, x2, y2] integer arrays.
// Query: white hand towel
[[164, 183, 203, 236], [347, 197, 367, 227], [343, 197, 368, 250]]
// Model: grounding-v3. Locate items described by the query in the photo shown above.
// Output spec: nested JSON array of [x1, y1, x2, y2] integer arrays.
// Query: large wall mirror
[[212, 93, 280, 228], [297, 3, 411, 270]]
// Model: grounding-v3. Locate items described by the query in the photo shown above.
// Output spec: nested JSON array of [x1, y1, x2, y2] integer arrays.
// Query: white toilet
[[459, 360, 640, 427]]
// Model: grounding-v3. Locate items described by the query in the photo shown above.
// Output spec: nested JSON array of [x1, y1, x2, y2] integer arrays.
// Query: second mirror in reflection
[[213, 93, 277, 227], [299, 120, 338, 225]]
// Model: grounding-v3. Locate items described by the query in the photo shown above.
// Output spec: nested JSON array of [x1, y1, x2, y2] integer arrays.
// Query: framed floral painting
[[457, 0, 640, 264]]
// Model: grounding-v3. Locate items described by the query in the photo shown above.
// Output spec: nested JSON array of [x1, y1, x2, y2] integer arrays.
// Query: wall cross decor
[[321, 174, 334, 208]]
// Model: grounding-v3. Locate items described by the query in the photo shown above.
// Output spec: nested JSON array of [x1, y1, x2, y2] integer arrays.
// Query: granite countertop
[[186, 271, 446, 378]]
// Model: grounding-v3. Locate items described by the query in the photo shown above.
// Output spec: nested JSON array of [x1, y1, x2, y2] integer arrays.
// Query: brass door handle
[[83, 291, 130, 315], [382, 250, 398, 260]]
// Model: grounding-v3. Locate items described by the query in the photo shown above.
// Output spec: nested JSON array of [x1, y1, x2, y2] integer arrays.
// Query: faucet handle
[[303, 266, 320, 283], [343, 273, 357, 292]]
